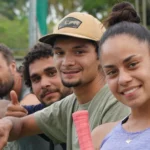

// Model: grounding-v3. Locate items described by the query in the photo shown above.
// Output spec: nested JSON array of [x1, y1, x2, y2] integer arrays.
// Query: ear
[[9, 61, 17, 75]]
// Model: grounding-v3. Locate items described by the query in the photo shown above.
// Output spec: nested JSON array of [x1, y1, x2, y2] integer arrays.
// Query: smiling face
[[100, 34, 150, 108], [29, 57, 71, 106], [53, 37, 100, 88]]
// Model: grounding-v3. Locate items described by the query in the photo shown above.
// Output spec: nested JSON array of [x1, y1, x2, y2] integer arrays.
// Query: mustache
[[40, 88, 59, 99]]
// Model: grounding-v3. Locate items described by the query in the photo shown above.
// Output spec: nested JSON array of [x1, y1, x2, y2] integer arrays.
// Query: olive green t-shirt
[[34, 84, 130, 150]]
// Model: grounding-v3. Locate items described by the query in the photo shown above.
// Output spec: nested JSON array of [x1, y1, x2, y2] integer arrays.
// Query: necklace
[[126, 138, 132, 144], [125, 122, 139, 144], [122, 115, 150, 144], [125, 124, 148, 144]]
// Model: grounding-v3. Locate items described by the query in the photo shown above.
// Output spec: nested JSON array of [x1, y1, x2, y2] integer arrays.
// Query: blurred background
[[0, 0, 149, 61]]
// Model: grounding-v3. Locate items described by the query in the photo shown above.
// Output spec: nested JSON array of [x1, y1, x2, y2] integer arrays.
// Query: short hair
[[22, 42, 53, 89], [0, 44, 14, 64]]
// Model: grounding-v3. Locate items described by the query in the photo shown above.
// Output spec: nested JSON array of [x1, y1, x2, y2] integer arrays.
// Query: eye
[[47, 70, 57, 77], [54, 50, 64, 56], [128, 62, 139, 69], [105, 69, 118, 78], [31, 76, 41, 83], [75, 50, 85, 55]]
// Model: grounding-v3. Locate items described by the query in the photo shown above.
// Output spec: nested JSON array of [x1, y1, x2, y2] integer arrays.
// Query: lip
[[62, 71, 80, 74], [120, 85, 141, 98], [44, 91, 57, 98]]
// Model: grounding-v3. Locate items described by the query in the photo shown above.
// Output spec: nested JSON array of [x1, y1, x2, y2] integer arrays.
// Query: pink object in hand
[[72, 110, 94, 150]]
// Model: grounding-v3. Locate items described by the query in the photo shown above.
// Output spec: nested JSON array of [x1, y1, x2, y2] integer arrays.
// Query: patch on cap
[[58, 17, 82, 29]]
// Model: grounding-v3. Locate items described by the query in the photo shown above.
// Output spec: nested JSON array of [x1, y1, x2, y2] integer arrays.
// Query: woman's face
[[100, 34, 150, 108]]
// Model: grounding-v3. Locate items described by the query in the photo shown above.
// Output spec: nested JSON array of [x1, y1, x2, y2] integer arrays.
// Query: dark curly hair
[[0, 43, 14, 64], [22, 42, 53, 90]]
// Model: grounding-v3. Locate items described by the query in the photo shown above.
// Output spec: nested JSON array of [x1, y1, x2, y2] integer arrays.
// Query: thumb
[[10, 90, 19, 105]]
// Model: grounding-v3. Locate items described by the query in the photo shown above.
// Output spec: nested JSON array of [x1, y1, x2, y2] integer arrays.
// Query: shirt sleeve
[[33, 95, 74, 144], [101, 99, 130, 123], [23, 104, 45, 114]]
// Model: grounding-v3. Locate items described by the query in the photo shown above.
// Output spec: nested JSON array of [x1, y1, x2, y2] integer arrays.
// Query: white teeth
[[123, 88, 138, 95]]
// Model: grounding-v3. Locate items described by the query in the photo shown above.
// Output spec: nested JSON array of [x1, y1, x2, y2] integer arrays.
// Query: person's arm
[[23, 103, 45, 115], [0, 100, 10, 119], [0, 114, 42, 149]]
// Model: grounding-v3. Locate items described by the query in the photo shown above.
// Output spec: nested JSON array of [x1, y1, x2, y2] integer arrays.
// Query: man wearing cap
[[0, 12, 130, 150]]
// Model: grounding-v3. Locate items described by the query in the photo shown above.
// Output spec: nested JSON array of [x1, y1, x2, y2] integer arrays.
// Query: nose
[[62, 54, 75, 66], [41, 76, 51, 89], [118, 69, 132, 86]]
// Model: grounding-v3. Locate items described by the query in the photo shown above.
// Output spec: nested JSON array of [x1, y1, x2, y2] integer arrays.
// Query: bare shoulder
[[20, 94, 40, 105], [92, 121, 120, 150]]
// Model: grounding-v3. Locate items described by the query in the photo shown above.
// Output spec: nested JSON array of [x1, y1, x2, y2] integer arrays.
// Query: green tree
[[0, 0, 27, 20], [0, 15, 28, 54]]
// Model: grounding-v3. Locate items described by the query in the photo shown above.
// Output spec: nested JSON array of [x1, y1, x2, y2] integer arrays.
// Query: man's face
[[53, 37, 100, 88], [0, 53, 15, 98], [29, 57, 71, 106]]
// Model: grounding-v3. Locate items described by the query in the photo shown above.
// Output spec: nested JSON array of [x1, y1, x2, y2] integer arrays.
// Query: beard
[[0, 78, 14, 98], [62, 79, 82, 88]]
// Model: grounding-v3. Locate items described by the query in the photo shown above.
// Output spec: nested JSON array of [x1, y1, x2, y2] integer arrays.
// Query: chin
[[62, 80, 81, 87]]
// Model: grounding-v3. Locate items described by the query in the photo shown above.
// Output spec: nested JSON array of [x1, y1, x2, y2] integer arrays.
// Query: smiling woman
[[91, 1, 150, 150]]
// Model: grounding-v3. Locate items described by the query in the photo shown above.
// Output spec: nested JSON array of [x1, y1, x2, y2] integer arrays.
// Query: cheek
[[54, 57, 61, 68], [32, 84, 40, 96], [53, 78, 62, 89], [107, 78, 118, 95]]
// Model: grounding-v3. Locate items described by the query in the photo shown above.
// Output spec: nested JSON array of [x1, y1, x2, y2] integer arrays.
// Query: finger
[[10, 90, 19, 105], [7, 105, 28, 114], [5, 111, 27, 118], [0, 138, 7, 150], [0, 130, 9, 150]]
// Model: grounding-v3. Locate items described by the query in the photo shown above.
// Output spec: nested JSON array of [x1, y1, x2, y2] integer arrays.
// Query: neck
[[73, 74, 105, 104], [131, 101, 150, 120], [124, 103, 150, 132]]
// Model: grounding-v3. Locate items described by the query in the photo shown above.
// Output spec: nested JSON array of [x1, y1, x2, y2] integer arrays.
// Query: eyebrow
[[73, 45, 88, 49], [30, 67, 56, 78], [53, 46, 62, 51], [30, 74, 38, 79], [53, 44, 88, 51], [123, 55, 136, 63], [103, 55, 136, 68], [44, 67, 56, 72]]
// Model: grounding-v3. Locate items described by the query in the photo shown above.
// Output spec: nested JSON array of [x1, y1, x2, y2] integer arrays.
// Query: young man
[[5, 42, 72, 116], [0, 44, 40, 150], [2, 43, 72, 150], [0, 43, 40, 113], [0, 44, 31, 100], [0, 12, 130, 150]]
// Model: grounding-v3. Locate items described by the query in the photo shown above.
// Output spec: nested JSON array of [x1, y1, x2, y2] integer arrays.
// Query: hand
[[5, 90, 28, 117], [0, 118, 13, 150]]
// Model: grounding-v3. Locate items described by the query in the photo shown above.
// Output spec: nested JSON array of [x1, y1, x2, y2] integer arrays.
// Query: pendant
[[126, 139, 132, 144]]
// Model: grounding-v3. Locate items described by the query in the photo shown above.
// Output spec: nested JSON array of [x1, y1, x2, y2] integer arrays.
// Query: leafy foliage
[[0, 0, 27, 20], [81, 0, 135, 19], [0, 15, 29, 52], [0, 0, 149, 57]]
